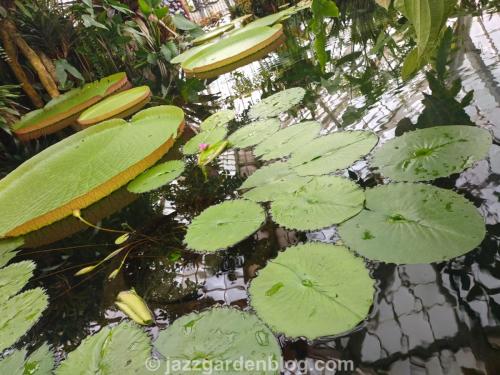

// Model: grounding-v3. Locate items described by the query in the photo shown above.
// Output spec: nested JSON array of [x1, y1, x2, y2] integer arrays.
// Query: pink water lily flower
[[199, 143, 209, 151]]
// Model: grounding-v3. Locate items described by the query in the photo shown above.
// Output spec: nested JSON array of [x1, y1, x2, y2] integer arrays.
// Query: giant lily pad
[[171, 42, 214, 65], [338, 183, 486, 264], [155, 307, 282, 374], [199, 109, 235, 131], [0, 109, 185, 238], [270, 176, 365, 230], [249, 242, 374, 339], [127, 160, 185, 193], [371, 125, 492, 182], [192, 23, 235, 45], [55, 322, 151, 375], [131, 105, 185, 122], [253, 121, 321, 161], [249, 87, 306, 120], [228, 118, 281, 149], [182, 25, 284, 78], [76, 86, 151, 128], [289, 131, 378, 176], [182, 127, 228, 155], [11, 72, 129, 141], [184, 199, 265, 252]]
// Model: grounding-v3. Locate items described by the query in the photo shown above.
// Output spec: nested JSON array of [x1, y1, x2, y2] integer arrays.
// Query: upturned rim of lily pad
[[192, 23, 236, 45], [11, 72, 129, 141], [76, 86, 152, 128]]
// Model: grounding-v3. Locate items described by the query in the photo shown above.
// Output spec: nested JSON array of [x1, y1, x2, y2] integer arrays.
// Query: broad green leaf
[[155, 307, 282, 374], [199, 109, 235, 131], [127, 160, 185, 193], [372, 125, 492, 182], [130, 105, 185, 123], [240, 162, 295, 190], [0, 237, 24, 268], [171, 14, 200, 31], [170, 43, 214, 65], [253, 121, 321, 161], [77, 86, 151, 127], [401, 47, 422, 80], [338, 183, 486, 264], [192, 24, 235, 46], [182, 127, 227, 155], [0, 110, 184, 238], [55, 322, 151, 375], [0, 288, 48, 352], [270, 176, 364, 230], [249, 242, 374, 339], [288, 131, 378, 176], [311, 0, 339, 18], [0, 261, 35, 304], [249, 87, 306, 120], [0, 343, 55, 374], [184, 200, 265, 252], [11, 73, 128, 140], [228, 118, 281, 149]]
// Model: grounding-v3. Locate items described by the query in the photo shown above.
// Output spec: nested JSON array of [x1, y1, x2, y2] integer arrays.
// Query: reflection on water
[[10, 5, 500, 374]]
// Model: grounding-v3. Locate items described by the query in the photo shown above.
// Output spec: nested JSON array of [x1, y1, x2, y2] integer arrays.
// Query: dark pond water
[[11, 3, 500, 374]]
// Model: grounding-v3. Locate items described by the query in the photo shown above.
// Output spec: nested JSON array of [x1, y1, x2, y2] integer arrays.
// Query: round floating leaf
[[182, 127, 228, 155], [0, 109, 185, 238], [184, 200, 265, 252], [240, 162, 294, 190], [228, 118, 281, 149], [0, 343, 55, 375], [338, 183, 486, 264], [131, 105, 185, 123], [171, 42, 213, 64], [77, 86, 151, 127], [253, 121, 321, 161], [155, 307, 282, 374], [11, 73, 129, 141], [0, 237, 24, 268], [0, 261, 35, 304], [371, 125, 492, 182], [55, 322, 151, 375], [249, 87, 305, 119], [289, 131, 378, 176], [199, 109, 235, 131], [182, 25, 284, 75], [249, 242, 374, 339], [192, 23, 235, 45], [127, 160, 185, 193], [270, 176, 364, 230]]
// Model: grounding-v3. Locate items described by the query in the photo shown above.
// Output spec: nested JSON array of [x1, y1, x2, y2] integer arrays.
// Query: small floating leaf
[[288, 131, 378, 176], [199, 109, 235, 131], [55, 322, 151, 375], [270, 176, 365, 230], [338, 183, 486, 264], [253, 121, 321, 161], [228, 118, 281, 149], [249, 87, 306, 119], [127, 160, 185, 193], [155, 307, 282, 372], [0, 343, 54, 374], [371, 125, 492, 182], [184, 200, 265, 252], [182, 127, 228, 156], [249, 242, 374, 339], [0, 261, 35, 304]]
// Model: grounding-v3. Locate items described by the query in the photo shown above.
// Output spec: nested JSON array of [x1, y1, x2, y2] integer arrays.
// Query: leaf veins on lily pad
[[249, 87, 306, 119], [289, 131, 378, 176], [270, 175, 365, 230], [371, 125, 492, 181], [182, 127, 228, 155], [253, 121, 321, 161], [155, 307, 282, 374], [184, 200, 265, 252], [228, 118, 281, 149], [199, 109, 235, 131], [338, 183, 486, 264], [249, 242, 374, 339], [127, 160, 185, 193]]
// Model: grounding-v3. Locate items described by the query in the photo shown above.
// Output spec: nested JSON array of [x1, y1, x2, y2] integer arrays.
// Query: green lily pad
[[192, 23, 235, 45], [11, 72, 129, 141], [289, 131, 378, 176], [0, 343, 54, 375], [199, 109, 235, 131], [155, 307, 282, 374], [0, 261, 35, 304], [228, 118, 281, 149], [182, 127, 228, 155], [248, 87, 306, 120], [171, 43, 214, 65], [184, 199, 265, 252], [240, 162, 294, 190], [131, 105, 185, 123], [253, 121, 321, 161], [55, 322, 151, 375], [0, 109, 184, 238], [371, 125, 492, 182], [270, 176, 365, 230], [338, 183, 486, 264], [127, 160, 185, 193], [77, 86, 151, 127], [249, 242, 374, 339], [0, 237, 24, 268]]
